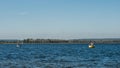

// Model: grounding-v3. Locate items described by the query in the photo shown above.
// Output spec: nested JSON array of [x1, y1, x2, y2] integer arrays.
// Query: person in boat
[[89, 41, 95, 48]]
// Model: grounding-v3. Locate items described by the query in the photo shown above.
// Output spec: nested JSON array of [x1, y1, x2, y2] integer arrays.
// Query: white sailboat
[[16, 44, 20, 47], [16, 40, 22, 48]]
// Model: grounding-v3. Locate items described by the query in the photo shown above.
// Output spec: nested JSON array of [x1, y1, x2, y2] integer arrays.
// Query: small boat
[[16, 44, 20, 47], [89, 45, 95, 48], [16, 41, 23, 48], [88, 42, 95, 48]]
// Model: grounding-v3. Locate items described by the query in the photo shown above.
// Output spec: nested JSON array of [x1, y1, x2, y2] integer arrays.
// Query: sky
[[0, 0, 120, 39]]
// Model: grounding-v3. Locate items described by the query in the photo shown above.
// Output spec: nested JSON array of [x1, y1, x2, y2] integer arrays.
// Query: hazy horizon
[[0, 0, 120, 39]]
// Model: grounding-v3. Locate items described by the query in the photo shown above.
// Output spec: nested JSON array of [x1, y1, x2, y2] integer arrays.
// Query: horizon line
[[0, 38, 120, 40]]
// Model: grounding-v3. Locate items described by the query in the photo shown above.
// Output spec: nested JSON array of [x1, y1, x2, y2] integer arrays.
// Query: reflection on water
[[0, 44, 120, 68]]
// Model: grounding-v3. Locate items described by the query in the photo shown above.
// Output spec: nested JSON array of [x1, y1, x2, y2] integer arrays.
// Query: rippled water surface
[[0, 44, 120, 68]]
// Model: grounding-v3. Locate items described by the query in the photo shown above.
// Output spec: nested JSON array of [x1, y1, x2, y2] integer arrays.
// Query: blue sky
[[0, 0, 120, 39]]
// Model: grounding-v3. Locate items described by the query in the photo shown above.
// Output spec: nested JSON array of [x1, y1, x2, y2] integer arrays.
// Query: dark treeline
[[0, 38, 120, 44]]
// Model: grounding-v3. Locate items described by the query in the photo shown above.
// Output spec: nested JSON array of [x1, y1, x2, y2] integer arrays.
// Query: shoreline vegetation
[[0, 38, 120, 44]]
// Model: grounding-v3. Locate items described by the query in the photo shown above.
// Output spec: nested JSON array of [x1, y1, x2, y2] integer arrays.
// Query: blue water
[[0, 44, 120, 68]]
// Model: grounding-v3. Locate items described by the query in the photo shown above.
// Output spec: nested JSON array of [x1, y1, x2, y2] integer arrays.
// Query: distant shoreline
[[0, 38, 120, 44], [1, 43, 120, 45]]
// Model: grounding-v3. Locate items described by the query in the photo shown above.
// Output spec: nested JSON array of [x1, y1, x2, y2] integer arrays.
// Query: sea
[[0, 44, 120, 68]]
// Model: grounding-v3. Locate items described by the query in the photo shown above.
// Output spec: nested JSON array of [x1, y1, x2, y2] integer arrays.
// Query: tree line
[[0, 38, 120, 44]]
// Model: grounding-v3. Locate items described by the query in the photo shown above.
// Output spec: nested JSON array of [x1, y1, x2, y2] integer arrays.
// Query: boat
[[88, 42, 95, 48], [16, 40, 23, 48], [89, 45, 95, 48], [16, 44, 20, 47]]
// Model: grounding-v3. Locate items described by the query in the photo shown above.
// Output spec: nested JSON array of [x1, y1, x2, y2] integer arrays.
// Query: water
[[0, 44, 120, 68]]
